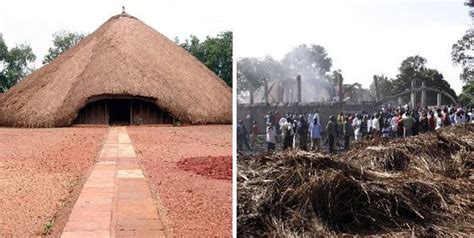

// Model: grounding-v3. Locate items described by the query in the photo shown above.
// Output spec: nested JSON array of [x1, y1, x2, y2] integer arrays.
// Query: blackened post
[[264, 80, 269, 104], [296, 75, 301, 103], [373, 75, 379, 102], [338, 74, 343, 103], [249, 83, 254, 104]]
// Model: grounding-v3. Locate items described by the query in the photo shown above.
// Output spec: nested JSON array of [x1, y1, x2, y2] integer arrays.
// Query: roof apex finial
[[122, 6, 126, 14]]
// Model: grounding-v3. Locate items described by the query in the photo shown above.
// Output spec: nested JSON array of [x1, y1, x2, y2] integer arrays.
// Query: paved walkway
[[62, 127, 165, 238]]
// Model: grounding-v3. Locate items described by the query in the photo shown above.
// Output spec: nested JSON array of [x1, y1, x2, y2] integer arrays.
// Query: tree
[[393, 55, 427, 91], [458, 80, 474, 106], [449, 0, 474, 106], [43, 30, 85, 64], [177, 31, 232, 87], [281, 44, 332, 82], [326, 70, 343, 86], [451, 29, 473, 82], [0, 34, 36, 92], [369, 74, 394, 100], [237, 57, 264, 101], [391, 56, 457, 105], [466, 0, 474, 17]]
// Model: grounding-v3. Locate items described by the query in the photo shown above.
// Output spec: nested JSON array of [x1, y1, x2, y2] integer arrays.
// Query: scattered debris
[[238, 124, 474, 236]]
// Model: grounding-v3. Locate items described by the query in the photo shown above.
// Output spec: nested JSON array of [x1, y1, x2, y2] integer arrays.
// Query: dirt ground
[[0, 127, 106, 236], [128, 125, 232, 237], [177, 156, 232, 180]]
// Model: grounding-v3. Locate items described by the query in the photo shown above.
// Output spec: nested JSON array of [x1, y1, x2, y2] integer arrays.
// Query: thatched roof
[[0, 13, 231, 127]]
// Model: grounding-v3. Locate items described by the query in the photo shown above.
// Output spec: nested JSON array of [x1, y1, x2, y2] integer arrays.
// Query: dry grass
[[0, 13, 231, 127], [238, 124, 474, 237]]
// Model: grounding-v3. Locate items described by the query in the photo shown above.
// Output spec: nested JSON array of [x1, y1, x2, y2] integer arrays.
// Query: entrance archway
[[73, 95, 174, 125]]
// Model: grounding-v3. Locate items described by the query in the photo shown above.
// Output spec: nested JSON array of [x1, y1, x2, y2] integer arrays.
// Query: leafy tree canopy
[[372, 56, 457, 105], [458, 80, 474, 107], [237, 56, 283, 94], [451, 29, 473, 82], [176, 31, 232, 87], [0, 34, 36, 93], [282, 44, 332, 82], [369, 74, 394, 99], [237, 44, 333, 97], [43, 30, 85, 64]]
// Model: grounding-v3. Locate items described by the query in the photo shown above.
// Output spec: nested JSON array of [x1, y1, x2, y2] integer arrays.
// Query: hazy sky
[[235, 0, 471, 94], [0, 0, 232, 67]]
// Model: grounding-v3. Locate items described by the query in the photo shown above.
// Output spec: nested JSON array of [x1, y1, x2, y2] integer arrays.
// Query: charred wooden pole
[[277, 82, 284, 102], [263, 80, 269, 104], [296, 75, 302, 103], [249, 82, 254, 104], [338, 74, 344, 103], [373, 75, 379, 102]]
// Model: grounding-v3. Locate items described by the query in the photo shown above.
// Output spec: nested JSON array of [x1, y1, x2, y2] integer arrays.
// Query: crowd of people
[[237, 105, 473, 154]]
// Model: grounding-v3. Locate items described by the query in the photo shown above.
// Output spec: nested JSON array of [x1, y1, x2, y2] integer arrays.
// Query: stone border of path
[[61, 127, 166, 238]]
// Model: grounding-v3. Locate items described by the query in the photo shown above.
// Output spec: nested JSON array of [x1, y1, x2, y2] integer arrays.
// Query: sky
[[0, 0, 233, 67], [234, 0, 472, 94], [0, 0, 471, 94]]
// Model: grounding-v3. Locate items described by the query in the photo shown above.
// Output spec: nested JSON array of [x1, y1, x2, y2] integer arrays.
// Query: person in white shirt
[[390, 115, 398, 137], [367, 115, 373, 134], [372, 115, 380, 132], [281, 117, 294, 150], [352, 114, 362, 141], [266, 123, 276, 152], [435, 112, 443, 130], [454, 110, 465, 125], [313, 111, 320, 125]]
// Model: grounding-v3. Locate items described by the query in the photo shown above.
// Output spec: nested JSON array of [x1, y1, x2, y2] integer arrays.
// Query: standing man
[[237, 120, 251, 151], [308, 117, 321, 151], [313, 110, 321, 125], [403, 112, 415, 138], [352, 114, 362, 141], [266, 122, 276, 152], [281, 117, 294, 150], [296, 115, 309, 151], [250, 120, 258, 150], [274, 111, 282, 138], [390, 112, 399, 137], [342, 117, 353, 150], [326, 116, 337, 153]]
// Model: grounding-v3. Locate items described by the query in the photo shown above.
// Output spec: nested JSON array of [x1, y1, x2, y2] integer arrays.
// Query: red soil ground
[[128, 125, 232, 237], [0, 127, 106, 236], [177, 156, 232, 180]]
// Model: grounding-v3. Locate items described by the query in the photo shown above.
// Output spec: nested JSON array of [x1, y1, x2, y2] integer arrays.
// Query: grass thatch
[[0, 13, 231, 127], [238, 124, 474, 236]]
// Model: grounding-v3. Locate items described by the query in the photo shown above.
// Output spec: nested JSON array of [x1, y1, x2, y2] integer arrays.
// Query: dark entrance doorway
[[73, 96, 174, 125], [108, 99, 131, 125]]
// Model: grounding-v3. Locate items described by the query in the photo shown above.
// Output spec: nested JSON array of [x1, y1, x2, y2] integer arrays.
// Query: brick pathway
[[62, 127, 166, 238]]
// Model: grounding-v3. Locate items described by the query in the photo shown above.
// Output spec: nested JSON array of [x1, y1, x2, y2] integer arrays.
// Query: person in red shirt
[[428, 111, 436, 130]]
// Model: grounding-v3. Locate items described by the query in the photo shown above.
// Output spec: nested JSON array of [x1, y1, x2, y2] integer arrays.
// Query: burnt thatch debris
[[238, 124, 474, 236]]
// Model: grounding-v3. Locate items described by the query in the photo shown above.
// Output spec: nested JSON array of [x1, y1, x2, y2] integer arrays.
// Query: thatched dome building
[[0, 13, 231, 127]]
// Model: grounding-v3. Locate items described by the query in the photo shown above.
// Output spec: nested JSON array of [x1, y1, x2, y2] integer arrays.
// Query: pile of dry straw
[[238, 124, 473, 236]]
